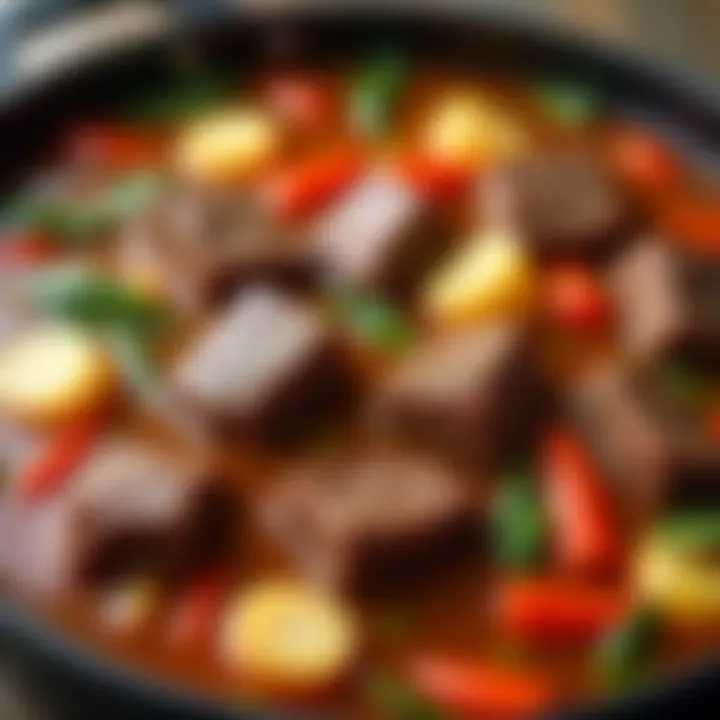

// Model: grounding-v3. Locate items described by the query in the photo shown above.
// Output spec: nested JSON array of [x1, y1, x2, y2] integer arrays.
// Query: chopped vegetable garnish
[[394, 152, 473, 201], [657, 512, 720, 553], [663, 195, 720, 256], [534, 80, 603, 126], [0, 233, 55, 265], [350, 50, 408, 137], [596, 608, 661, 689], [334, 293, 414, 352], [491, 469, 547, 570], [366, 671, 447, 720]]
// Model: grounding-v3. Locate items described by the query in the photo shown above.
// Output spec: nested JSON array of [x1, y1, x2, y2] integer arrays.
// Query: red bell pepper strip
[[167, 568, 227, 652], [18, 416, 104, 502], [541, 264, 612, 334], [407, 655, 553, 719], [608, 126, 682, 195], [263, 76, 336, 132], [541, 430, 622, 576], [65, 124, 164, 171], [394, 152, 473, 202], [496, 578, 628, 644], [263, 147, 364, 220], [663, 196, 720, 257], [0, 234, 55, 265]]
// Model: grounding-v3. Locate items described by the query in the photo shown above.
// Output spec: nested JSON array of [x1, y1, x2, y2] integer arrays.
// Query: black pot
[[0, 4, 718, 718]]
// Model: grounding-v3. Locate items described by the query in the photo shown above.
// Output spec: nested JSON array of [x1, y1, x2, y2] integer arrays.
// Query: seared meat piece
[[483, 150, 633, 261], [121, 186, 316, 311], [315, 171, 451, 297], [67, 442, 234, 583], [610, 238, 720, 365], [376, 325, 542, 467], [265, 454, 480, 596], [174, 288, 353, 444], [569, 362, 720, 518]]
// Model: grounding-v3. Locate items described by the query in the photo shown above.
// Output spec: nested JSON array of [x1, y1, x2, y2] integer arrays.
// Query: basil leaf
[[491, 469, 547, 570], [104, 326, 159, 393], [101, 171, 167, 223], [366, 672, 448, 720], [350, 51, 408, 137], [534, 80, 603, 127], [658, 512, 720, 553], [334, 293, 414, 352], [596, 609, 661, 690]]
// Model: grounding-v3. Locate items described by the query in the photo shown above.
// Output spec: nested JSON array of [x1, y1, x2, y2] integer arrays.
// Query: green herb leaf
[[101, 171, 167, 223], [491, 469, 547, 570], [657, 511, 720, 554], [534, 80, 603, 127], [366, 672, 447, 720], [596, 608, 661, 690], [350, 51, 408, 137], [334, 293, 414, 352], [104, 326, 159, 393]]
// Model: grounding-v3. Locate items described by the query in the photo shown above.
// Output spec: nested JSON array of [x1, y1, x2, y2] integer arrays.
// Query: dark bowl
[[0, 4, 718, 718]]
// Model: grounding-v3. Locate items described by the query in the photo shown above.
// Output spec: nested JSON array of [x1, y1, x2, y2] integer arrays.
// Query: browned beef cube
[[174, 288, 353, 443], [376, 325, 541, 467], [265, 454, 480, 596], [315, 171, 451, 297], [67, 442, 234, 583], [569, 362, 720, 518], [121, 186, 316, 311], [483, 150, 634, 261]]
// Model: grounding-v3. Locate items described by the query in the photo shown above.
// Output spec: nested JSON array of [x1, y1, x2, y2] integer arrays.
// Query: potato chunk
[[422, 92, 529, 166], [222, 580, 358, 694], [0, 326, 116, 427], [176, 109, 281, 184], [424, 227, 535, 326]]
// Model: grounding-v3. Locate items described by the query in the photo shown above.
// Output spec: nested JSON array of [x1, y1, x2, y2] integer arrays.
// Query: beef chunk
[[483, 150, 633, 261], [265, 454, 480, 596], [315, 171, 451, 297], [569, 362, 720, 518], [376, 325, 541, 467], [121, 186, 315, 311], [610, 238, 720, 365], [67, 442, 234, 583], [174, 288, 353, 444]]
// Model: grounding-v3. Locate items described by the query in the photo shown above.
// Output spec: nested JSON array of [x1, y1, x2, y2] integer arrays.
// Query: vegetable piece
[[175, 109, 282, 184], [18, 414, 104, 501], [541, 430, 622, 576], [0, 234, 54, 264], [541, 264, 612, 334], [168, 569, 227, 652], [263, 76, 335, 131], [706, 403, 720, 443], [101, 171, 167, 223], [636, 539, 720, 623], [407, 655, 553, 719], [263, 147, 364, 220], [366, 672, 446, 720], [334, 293, 414, 352], [424, 227, 535, 327], [595, 608, 661, 689], [222, 580, 358, 694], [662, 195, 720, 256], [350, 50, 407, 137], [608, 126, 682, 195], [0, 327, 115, 428], [64, 124, 164, 170], [658, 511, 720, 553], [394, 152, 473, 202], [497, 579, 628, 644], [422, 92, 528, 167], [491, 469, 547, 571], [534, 80, 602, 127]]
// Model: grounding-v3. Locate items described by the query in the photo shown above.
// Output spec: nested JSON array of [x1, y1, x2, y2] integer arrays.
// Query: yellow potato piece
[[422, 92, 529, 166], [424, 227, 535, 326], [176, 109, 281, 184], [0, 326, 115, 427], [222, 580, 358, 694], [636, 540, 720, 624]]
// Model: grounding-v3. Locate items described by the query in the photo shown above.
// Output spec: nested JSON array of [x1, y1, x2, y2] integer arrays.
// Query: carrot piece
[[497, 578, 628, 644], [394, 152, 473, 201], [542, 430, 622, 575], [263, 76, 336, 132], [263, 147, 364, 220], [541, 264, 612, 334], [663, 195, 720, 257], [608, 126, 682, 195], [407, 654, 553, 719], [65, 124, 164, 170], [167, 568, 227, 652], [18, 415, 103, 501], [0, 234, 55, 264]]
